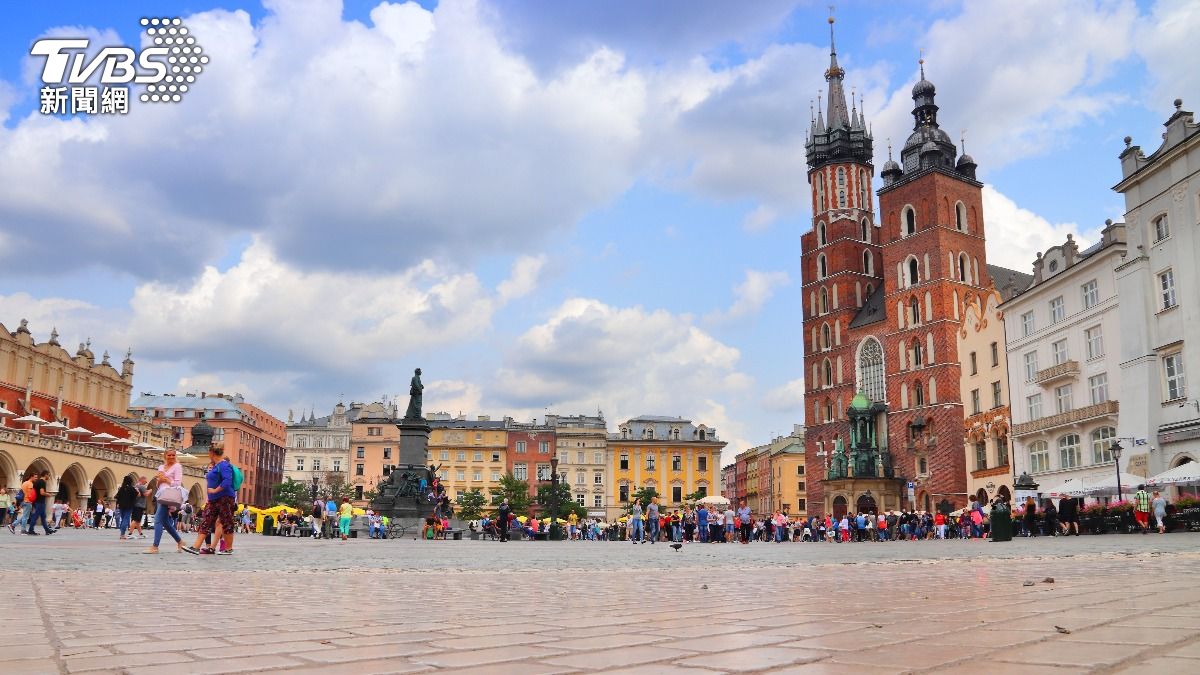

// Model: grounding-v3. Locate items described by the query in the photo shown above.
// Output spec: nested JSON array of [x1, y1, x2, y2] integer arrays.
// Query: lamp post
[[549, 456, 560, 540], [311, 475, 319, 502], [1110, 440, 1123, 505]]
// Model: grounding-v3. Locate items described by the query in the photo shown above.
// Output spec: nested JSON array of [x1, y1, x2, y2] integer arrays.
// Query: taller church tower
[[874, 59, 990, 510], [800, 16, 883, 515]]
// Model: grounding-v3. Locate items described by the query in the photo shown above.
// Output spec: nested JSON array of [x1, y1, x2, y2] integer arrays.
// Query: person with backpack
[[115, 475, 139, 540], [185, 443, 239, 555], [25, 471, 55, 535]]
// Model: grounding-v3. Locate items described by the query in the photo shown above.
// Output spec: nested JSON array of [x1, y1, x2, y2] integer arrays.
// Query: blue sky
[[0, 0, 1194, 462]]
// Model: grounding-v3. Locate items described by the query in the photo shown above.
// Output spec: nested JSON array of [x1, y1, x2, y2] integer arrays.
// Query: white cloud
[[490, 298, 751, 434], [981, 187, 1095, 271], [496, 255, 545, 303], [762, 378, 806, 414], [705, 269, 790, 323], [1135, 1, 1200, 119], [424, 379, 484, 418], [740, 204, 777, 233]]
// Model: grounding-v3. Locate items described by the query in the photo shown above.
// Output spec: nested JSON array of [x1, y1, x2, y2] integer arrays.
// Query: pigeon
[[670, 543, 683, 551]]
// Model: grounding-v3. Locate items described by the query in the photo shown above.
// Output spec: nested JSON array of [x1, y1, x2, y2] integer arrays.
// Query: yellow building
[[768, 426, 807, 516], [427, 416, 508, 501], [959, 289, 1018, 505], [607, 415, 724, 520]]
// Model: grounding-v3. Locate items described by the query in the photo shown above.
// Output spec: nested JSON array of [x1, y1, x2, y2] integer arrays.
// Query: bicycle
[[385, 521, 407, 540]]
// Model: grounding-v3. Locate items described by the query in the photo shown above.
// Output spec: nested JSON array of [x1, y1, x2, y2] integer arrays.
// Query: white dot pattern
[[140, 17, 206, 105]]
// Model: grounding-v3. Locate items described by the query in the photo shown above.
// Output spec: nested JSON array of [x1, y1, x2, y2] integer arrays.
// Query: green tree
[[362, 487, 379, 504], [626, 486, 659, 515], [271, 478, 310, 510], [535, 482, 586, 520], [684, 489, 707, 503], [490, 473, 530, 514], [456, 488, 487, 520], [323, 472, 356, 502]]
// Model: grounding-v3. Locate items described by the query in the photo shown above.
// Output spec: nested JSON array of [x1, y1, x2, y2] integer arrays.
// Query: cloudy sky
[[0, 0, 1194, 464]]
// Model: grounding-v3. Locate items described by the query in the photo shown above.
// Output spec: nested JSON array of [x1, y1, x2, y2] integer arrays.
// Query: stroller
[[468, 519, 502, 541]]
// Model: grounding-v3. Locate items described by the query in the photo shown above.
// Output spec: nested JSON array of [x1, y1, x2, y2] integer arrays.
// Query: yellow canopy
[[540, 517, 569, 524], [515, 515, 528, 523], [352, 507, 367, 516]]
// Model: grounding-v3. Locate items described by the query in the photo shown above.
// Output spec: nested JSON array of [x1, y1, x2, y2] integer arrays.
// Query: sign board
[[1126, 453, 1149, 478], [587, 511, 606, 518]]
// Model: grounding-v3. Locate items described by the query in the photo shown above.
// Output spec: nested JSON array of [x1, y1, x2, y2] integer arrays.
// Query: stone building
[[427, 415, 508, 503], [284, 401, 363, 489], [0, 320, 205, 509], [801, 16, 1027, 517], [1114, 99, 1200, 482], [1003, 224, 1127, 494], [606, 415, 723, 521], [546, 413, 609, 516], [129, 393, 286, 506], [503, 420, 556, 510], [347, 401, 400, 503]]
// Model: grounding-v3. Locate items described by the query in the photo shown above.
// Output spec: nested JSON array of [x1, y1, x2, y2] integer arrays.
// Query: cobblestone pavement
[[2, 529, 1200, 674]]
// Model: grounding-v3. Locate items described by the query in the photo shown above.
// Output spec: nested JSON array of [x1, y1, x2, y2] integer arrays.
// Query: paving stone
[[1058, 624, 1200, 645], [412, 645, 558, 668], [65, 651, 195, 673], [1165, 641, 1200, 659], [1112, 656, 1200, 674], [542, 645, 696, 670], [184, 640, 335, 659], [280, 658, 433, 674], [674, 647, 829, 672], [115, 638, 230, 654], [288, 642, 440, 663], [0, 658, 62, 675], [658, 631, 793, 653], [123, 654, 305, 675], [0, 644, 55, 660], [998, 640, 1152, 668]]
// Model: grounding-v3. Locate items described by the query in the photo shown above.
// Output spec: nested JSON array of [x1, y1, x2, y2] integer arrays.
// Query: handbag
[[155, 484, 185, 508]]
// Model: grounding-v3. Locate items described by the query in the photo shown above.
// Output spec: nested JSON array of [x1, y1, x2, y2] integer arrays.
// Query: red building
[[504, 423, 555, 509], [801, 17, 1021, 518]]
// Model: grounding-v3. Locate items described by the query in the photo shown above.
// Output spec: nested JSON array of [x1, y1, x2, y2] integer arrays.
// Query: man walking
[[646, 497, 660, 544], [630, 499, 645, 543], [723, 504, 735, 543], [737, 499, 752, 544], [497, 498, 512, 542], [25, 471, 54, 535], [1133, 485, 1152, 534]]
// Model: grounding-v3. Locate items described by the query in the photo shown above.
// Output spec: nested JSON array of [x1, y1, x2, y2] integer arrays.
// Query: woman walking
[[338, 497, 353, 541], [115, 476, 139, 540], [143, 450, 185, 554]]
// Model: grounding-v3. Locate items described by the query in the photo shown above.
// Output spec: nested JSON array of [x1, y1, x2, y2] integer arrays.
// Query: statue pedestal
[[369, 420, 432, 527]]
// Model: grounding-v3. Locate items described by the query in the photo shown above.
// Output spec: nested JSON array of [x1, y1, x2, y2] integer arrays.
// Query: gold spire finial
[[918, 48, 925, 78]]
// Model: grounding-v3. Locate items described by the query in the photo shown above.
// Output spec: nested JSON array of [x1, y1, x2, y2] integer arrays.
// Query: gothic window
[[911, 340, 923, 367], [819, 287, 829, 314], [955, 201, 967, 231], [913, 381, 925, 406], [865, 283, 873, 296], [838, 190, 847, 208], [903, 206, 916, 236], [862, 250, 873, 275], [958, 253, 969, 283], [907, 258, 919, 286], [820, 323, 831, 350], [857, 337, 885, 403], [837, 167, 846, 187], [818, 254, 828, 279], [909, 297, 920, 325], [818, 222, 827, 246], [861, 219, 870, 243], [816, 179, 826, 212], [822, 359, 833, 387], [824, 399, 834, 422], [859, 170, 868, 209]]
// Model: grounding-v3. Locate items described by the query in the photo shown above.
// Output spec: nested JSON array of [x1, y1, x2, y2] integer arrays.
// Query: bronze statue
[[404, 368, 424, 420]]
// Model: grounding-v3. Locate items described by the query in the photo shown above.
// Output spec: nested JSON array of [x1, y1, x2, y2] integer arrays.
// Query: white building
[[283, 401, 363, 485], [1003, 222, 1128, 492], [1114, 99, 1200, 484]]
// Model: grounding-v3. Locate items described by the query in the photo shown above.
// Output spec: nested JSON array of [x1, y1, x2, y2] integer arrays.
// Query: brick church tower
[[874, 58, 988, 512], [800, 16, 882, 515]]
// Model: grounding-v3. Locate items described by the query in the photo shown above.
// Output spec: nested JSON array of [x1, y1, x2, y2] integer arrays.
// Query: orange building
[[347, 401, 401, 504], [129, 393, 286, 506]]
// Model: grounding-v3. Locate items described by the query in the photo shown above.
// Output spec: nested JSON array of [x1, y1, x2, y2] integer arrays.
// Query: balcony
[[1013, 400, 1119, 436], [1035, 360, 1080, 386]]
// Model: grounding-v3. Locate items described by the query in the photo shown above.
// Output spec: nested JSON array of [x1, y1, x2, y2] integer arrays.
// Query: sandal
[[141, 548, 159, 554]]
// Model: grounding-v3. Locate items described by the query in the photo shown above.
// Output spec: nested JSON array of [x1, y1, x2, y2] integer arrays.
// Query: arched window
[[911, 340, 923, 367], [819, 287, 829, 314], [955, 201, 967, 231], [1029, 441, 1050, 473], [838, 190, 847, 208], [856, 337, 885, 402], [903, 206, 916, 236], [822, 359, 833, 387], [837, 167, 846, 187], [862, 250, 873, 275], [861, 219, 870, 243], [1058, 434, 1081, 469], [858, 169, 868, 209], [825, 400, 834, 422], [1091, 427, 1116, 464], [913, 381, 925, 406], [820, 323, 831, 350], [816, 178, 826, 212], [818, 222, 827, 246], [864, 283, 873, 296], [909, 297, 920, 325], [907, 258, 919, 286], [1152, 213, 1170, 243], [958, 253, 969, 283], [818, 254, 828, 279]]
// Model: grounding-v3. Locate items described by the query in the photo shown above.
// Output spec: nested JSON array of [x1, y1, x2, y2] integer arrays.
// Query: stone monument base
[[369, 421, 433, 525]]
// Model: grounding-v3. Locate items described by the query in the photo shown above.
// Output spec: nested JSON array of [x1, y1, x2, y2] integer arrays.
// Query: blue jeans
[[117, 509, 132, 536], [26, 500, 51, 533], [775, 526, 785, 542], [671, 524, 681, 542], [153, 503, 181, 548], [698, 522, 708, 542], [647, 519, 660, 542], [630, 520, 643, 541], [14, 502, 31, 530]]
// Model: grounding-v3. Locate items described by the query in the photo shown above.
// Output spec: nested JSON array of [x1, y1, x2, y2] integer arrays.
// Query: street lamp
[[311, 475, 319, 502], [549, 456, 560, 541], [1110, 440, 1123, 504]]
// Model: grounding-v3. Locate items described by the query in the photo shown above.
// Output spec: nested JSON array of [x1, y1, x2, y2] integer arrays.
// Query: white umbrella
[[176, 452, 203, 464], [1080, 472, 1146, 496], [66, 426, 93, 436], [41, 421, 67, 431], [696, 495, 730, 505], [110, 438, 136, 446], [14, 414, 46, 424], [131, 442, 155, 450], [1039, 476, 1090, 498], [90, 432, 118, 442], [1147, 462, 1200, 487], [0, 407, 18, 416]]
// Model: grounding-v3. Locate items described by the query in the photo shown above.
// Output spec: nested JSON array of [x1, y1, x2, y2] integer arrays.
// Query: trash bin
[[262, 515, 274, 536]]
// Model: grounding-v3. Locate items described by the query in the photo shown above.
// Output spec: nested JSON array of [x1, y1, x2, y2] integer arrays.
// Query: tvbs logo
[[32, 17, 207, 115]]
